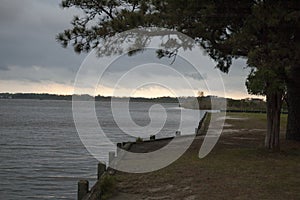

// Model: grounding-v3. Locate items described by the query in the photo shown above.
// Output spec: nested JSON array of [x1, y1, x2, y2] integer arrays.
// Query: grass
[[100, 174, 117, 200], [112, 112, 299, 200], [225, 112, 287, 129]]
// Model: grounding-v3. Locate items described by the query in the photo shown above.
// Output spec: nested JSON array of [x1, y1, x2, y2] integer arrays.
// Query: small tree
[[197, 91, 204, 98]]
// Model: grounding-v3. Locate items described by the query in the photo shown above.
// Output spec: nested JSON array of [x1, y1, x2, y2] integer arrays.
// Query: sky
[[0, 0, 262, 99]]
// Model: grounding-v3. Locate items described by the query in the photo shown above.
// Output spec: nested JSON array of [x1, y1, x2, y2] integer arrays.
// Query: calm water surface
[[0, 99, 204, 200]]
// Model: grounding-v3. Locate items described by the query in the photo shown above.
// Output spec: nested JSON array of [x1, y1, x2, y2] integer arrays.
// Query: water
[[0, 99, 205, 200]]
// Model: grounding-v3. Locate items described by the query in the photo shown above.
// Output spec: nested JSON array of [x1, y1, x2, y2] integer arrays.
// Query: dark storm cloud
[[0, 0, 84, 73]]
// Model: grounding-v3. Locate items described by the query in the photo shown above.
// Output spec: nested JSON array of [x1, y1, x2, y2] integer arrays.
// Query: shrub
[[136, 137, 143, 143], [100, 175, 116, 200]]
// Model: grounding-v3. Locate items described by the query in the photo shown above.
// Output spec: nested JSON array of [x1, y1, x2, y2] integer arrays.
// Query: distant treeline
[[0, 93, 287, 112], [0, 93, 72, 100], [0, 93, 179, 103], [180, 96, 288, 113]]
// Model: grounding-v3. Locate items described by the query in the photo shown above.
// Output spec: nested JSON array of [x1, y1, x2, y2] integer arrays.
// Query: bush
[[136, 137, 143, 143], [100, 175, 116, 200]]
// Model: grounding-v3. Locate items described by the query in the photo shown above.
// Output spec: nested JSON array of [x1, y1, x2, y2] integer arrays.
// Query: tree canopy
[[58, 0, 300, 149]]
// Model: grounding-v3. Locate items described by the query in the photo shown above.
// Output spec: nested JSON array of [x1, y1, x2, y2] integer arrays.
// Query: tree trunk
[[286, 66, 300, 141], [265, 91, 282, 151]]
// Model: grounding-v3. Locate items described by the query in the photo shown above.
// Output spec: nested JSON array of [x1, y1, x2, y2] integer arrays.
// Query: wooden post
[[109, 151, 115, 166], [78, 180, 89, 200], [117, 143, 122, 148], [117, 143, 122, 154], [195, 128, 198, 135], [97, 162, 106, 180], [150, 135, 156, 140]]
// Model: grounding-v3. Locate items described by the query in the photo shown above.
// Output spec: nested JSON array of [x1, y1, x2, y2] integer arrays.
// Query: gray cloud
[[0, 0, 27, 23], [0, 65, 75, 85], [0, 0, 255, 98], [0, 0, 84, 72], [102, 49, 207, 79], [185, 72, 207, 81]]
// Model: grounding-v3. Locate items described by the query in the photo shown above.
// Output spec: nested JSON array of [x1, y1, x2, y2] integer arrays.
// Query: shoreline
[[77, 113, 211, 200], [77, 112, 299, 200]]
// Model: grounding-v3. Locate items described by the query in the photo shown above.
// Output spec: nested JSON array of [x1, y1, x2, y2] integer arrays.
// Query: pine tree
[[57, 0, 300, 150]]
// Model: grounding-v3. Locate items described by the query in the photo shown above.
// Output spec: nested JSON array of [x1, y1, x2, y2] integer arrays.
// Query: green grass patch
[[100, 174, 116, 200], [225, 112, 287, 131]]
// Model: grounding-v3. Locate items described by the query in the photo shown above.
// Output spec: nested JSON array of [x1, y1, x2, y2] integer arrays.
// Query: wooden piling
[[150, 135, 156, 140], [109, 151, 115, 166], [97, 162, 106, 180], [117, 143, 122, 148], [77, 180, 89, 200], [117, 143, 122, 154]]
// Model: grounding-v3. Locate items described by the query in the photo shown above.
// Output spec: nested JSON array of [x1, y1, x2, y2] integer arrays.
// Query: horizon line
[[0, 92, 264, 101]]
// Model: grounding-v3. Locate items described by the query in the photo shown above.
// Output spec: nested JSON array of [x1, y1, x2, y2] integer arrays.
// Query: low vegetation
[[100, 174, 117, 200], [135, 137, 144, 143]]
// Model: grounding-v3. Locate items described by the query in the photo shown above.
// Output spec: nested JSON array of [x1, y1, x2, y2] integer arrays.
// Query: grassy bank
[[111, 112, 299, 200]]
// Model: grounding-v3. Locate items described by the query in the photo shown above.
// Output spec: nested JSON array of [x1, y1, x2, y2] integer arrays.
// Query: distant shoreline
[[0, 93, 179, 103], [0, 92, 288, 113]]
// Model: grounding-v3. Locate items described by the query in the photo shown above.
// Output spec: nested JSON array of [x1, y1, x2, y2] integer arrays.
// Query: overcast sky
[[0, 0, 261, 99]]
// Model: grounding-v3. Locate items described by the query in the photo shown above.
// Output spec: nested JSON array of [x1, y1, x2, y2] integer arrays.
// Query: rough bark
[[286, 66, 300, 141], [265, 91, 282, 151]]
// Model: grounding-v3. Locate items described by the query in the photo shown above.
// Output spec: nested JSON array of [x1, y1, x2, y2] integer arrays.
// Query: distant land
[[0, 93, 287, 112], [0, 93, 179, 103]]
